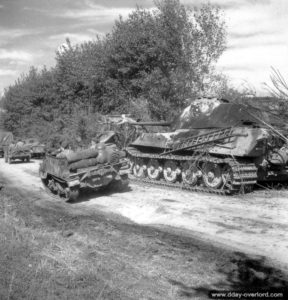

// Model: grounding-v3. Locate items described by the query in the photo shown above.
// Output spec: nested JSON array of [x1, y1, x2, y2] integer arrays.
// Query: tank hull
[[130, 127, 270, 157]]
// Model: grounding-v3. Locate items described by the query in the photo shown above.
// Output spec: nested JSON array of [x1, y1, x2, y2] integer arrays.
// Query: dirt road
[[1, 158, 288, 270]]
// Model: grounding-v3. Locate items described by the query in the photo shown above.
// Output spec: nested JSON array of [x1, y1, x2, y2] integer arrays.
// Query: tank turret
[[126, 97, 288, 194]]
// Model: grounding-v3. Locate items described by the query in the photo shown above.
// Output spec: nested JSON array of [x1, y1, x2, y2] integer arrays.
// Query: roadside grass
[[0, 200, 119, 300], [0, 187, 288, 300]]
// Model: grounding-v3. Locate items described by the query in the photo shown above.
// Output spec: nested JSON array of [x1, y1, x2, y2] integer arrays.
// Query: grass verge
[[0, 187, 288, 299]]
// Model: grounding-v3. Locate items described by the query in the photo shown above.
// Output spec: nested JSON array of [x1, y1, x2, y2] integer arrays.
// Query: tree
[[1, 0, 227, 141], [263, 67, 288, 122], [105, 0, 226, 119]]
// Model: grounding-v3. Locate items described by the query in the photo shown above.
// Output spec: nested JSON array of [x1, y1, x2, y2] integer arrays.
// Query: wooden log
[[69, 158, 99, 171], [65, 148, 99, 163]]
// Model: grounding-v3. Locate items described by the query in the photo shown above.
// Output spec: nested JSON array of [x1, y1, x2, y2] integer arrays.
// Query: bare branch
[[265, 67, 288, 100]]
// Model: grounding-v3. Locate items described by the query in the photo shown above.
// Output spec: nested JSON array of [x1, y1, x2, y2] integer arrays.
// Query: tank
[[126, 98, 288, 194], [39, 143, 130, 201]]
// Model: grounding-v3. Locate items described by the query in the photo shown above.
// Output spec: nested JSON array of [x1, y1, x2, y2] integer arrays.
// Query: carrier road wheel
[[202, 162, 223, 189], [182, 162, 198, 186], [147, 159, 161, 180], [163, 160, 179, 183], [132, 158, 146, 178]]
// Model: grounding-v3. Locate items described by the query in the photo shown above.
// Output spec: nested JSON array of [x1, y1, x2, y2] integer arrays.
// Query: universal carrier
[[40, 143, 129, 201]]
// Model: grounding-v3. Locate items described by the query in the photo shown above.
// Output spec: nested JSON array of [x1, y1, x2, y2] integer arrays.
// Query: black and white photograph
[[0, 0, 288, 299]]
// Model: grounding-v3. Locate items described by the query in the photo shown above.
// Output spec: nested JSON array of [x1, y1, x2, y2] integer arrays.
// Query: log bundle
[[65, 148, 99, 163], [9, 144, 30, 154], [69, 158, 99, 171], [59, 148, 100, 171], [54, 144, 123, 173]]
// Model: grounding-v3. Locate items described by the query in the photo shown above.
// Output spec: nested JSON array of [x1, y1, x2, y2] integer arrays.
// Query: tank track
[[126, 147, 258, 195], [41, 180, 79, 202]]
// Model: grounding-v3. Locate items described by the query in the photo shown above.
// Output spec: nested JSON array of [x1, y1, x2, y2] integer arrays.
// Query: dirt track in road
[[0, 158, 288, 270]]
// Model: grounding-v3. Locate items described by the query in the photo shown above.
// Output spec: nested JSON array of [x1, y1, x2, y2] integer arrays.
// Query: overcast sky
[[0, 0, 287, 96]]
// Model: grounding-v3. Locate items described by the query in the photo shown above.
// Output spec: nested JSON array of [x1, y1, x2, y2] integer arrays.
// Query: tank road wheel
[[202, 162, 223, 189], [182, 162, 198, 186], [132, 158, 147, 178], [163, 160, 179, 183], [147, 159, 162, 180]]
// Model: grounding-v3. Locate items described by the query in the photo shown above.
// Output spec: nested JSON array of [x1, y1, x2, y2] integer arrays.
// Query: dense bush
[[0, 0, 226, 144]]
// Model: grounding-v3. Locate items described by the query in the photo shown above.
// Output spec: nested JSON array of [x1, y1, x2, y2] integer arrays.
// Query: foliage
[[1, 0, 227, 144], [264, 67, 288, 100], [262, 67, 288, 122]]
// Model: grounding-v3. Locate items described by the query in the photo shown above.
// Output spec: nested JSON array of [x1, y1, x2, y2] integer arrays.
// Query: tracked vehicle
[[5, 144, 31, 163], [24, 138, 46, 158], [39, 143, 130, 201], [127, 98, 288, 194]]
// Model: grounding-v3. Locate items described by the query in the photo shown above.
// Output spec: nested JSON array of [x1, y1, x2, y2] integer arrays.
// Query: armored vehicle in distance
[[127, 98, 288, 194], [5, 143, 31, 164], [24, 138, 46, 158]]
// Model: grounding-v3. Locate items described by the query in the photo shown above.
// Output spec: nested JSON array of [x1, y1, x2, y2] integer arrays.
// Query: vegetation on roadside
[[0, 0, 227, 143]]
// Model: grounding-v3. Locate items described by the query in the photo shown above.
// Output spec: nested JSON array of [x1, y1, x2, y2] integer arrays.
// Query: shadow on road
[[168, 251, 288, 298], [6, 160, 35, 165], [67, 183, 132, 204]]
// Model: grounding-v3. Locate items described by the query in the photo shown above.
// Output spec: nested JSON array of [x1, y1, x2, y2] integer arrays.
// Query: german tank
[[126, 98, 288, 194]]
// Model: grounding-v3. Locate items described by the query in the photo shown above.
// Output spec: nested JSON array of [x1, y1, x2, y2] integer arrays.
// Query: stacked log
[[65, 148, 99, 163], [54, 147, 103, 172], [9, 144, 30, 154], [56, 144, 122, 173], [69, 158, 99, 171]]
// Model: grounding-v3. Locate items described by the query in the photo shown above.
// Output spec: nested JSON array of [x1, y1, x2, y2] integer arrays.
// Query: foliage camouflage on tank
[[127, 98, 288, 194]]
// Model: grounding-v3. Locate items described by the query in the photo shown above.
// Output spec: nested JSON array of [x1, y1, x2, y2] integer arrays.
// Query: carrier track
[[40, 167, 118, 202]]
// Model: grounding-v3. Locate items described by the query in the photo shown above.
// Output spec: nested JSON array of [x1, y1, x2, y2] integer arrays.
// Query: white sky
[[0, 0, 287, 96]]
